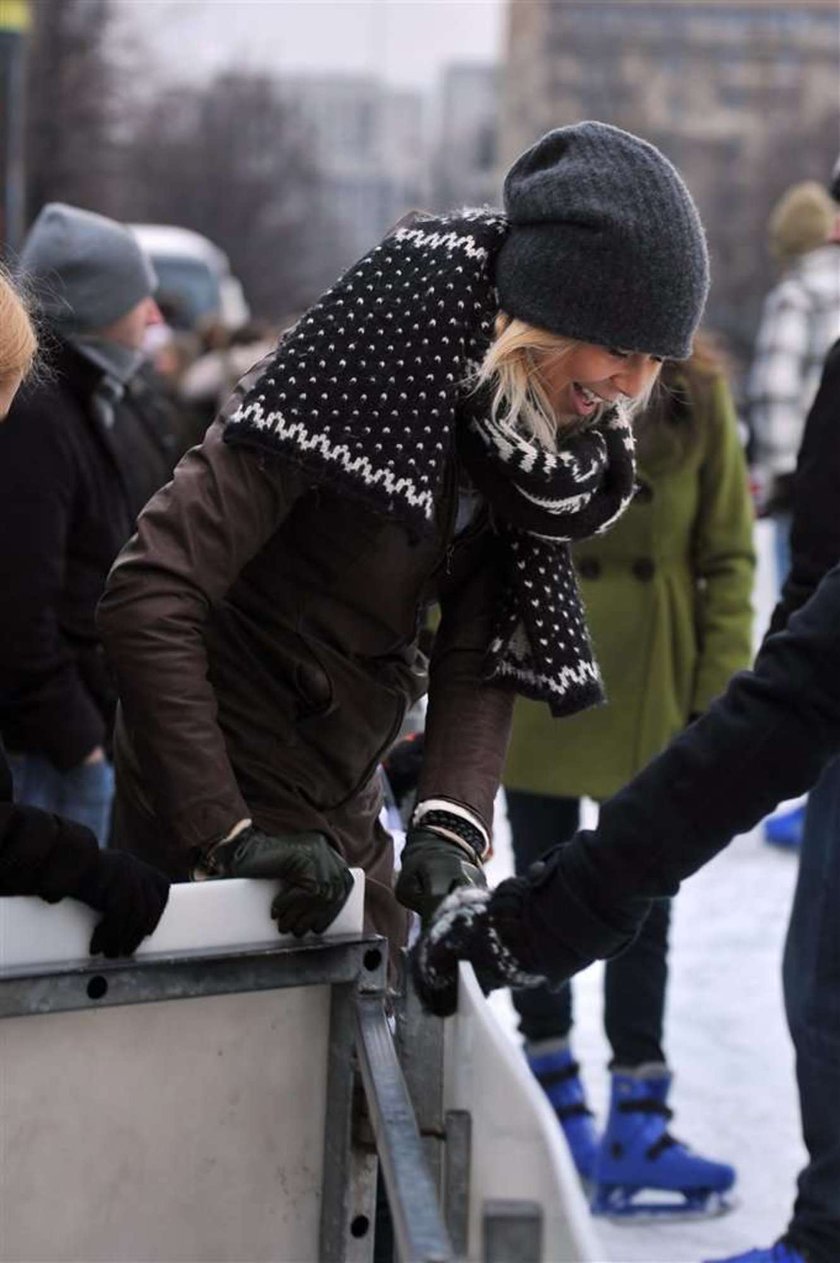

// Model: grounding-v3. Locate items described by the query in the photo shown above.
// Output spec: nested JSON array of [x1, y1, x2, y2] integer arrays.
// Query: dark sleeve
[[0, 804, 99, 901], [767, 339, 840, 635], [520, 560, 840, 977], [689, 373, 756, 712], [97, 409, 310, 852], [417, 532, 514, 835], [0, 398, 106, 768]]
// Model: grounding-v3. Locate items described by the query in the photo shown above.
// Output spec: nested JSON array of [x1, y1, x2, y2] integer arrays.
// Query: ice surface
[[487, 816, 801, 1263]]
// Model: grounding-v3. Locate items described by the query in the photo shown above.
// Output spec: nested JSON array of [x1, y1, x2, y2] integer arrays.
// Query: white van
[[130, 224, 250, 332]]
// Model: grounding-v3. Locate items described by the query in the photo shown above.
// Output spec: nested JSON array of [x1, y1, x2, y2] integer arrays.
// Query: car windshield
[[152, 257, 220, 329]]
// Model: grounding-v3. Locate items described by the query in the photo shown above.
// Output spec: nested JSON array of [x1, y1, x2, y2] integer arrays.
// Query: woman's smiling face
[[535, 341, 663, 424]]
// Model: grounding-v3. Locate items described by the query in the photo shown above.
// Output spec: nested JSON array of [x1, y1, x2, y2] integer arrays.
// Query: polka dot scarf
[[458, 393, 636, 716], [224, 210, 636, 718]]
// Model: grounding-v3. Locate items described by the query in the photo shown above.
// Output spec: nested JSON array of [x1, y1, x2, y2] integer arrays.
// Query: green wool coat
[[504, 370, 756, 802]]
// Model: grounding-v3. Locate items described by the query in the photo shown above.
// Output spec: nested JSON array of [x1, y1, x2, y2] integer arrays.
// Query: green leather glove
[[396, 826, 486, 926], [203, 826, 353, 937]]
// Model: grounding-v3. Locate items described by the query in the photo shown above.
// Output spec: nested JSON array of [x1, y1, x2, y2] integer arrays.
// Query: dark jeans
[[783, 757, 840, 1263], [507, 789, 670, 1067]]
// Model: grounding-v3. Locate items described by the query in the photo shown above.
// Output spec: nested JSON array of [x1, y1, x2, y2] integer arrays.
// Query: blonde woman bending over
[[97, 121, 709, 948]]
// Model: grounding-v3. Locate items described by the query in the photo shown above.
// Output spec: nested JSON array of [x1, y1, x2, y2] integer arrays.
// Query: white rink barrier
[[445, 964, 602, 1263], [0, 878, 600, 1262], [0, 874, 367, 1263], [0, 870, 366, 970]]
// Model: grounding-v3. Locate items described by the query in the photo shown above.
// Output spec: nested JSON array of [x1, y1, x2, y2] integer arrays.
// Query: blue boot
[[764, 803, 805, 850], [703, 1243, 806, 1263], [526, 1041, 599, 1181], [592, 1065, 736, 1219]]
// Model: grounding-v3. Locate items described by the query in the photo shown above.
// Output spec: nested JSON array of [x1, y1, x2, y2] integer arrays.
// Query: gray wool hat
[[495, 121, 709, 360], [18, 202, 157, 334]]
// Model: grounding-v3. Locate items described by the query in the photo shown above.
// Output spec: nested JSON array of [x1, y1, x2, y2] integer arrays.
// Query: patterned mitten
[[410, 880, 546, 1017]]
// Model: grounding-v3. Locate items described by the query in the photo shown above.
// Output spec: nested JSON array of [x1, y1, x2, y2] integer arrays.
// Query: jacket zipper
[[432, 454, 488, 582]]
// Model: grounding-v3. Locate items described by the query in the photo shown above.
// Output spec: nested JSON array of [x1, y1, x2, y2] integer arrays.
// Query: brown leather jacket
[[97, 371, 514, 941]]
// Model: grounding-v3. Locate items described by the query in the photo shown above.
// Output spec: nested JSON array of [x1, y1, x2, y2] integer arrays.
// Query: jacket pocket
[[290, 631, 408, 812]]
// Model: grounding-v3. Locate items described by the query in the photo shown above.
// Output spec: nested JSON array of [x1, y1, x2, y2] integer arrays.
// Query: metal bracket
[[0, 934, 387, 1019], [354, 992, 454, 1263]]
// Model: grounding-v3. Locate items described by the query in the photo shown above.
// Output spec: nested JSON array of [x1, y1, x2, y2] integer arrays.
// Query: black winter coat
[[0, 339, 178, 771], [768, 338, 840, 634]]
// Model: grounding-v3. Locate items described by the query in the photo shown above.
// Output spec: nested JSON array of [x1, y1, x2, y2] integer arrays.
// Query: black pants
[[507, 788, 670, 1067]]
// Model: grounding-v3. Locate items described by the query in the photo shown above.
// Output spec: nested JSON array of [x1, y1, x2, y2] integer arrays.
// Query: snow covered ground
[[485, 521, 807, 1263], [486, 816, 802, 1263]]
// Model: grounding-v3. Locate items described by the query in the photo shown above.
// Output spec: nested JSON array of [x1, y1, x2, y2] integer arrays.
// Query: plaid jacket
[[747, 244, 840, 478]]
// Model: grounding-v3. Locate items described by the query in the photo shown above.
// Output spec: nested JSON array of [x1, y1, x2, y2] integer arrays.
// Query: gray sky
[[116, 0, 506, 91]]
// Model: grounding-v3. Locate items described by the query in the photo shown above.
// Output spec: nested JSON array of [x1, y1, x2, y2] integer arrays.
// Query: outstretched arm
[[413, 558, 840, 1012]]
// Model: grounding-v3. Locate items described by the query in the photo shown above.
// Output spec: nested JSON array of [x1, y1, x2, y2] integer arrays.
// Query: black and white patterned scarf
[[224, 211, 636, 717]]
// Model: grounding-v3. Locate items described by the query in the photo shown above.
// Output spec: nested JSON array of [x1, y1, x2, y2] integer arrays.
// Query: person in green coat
[[503, 341, 755, 1217]]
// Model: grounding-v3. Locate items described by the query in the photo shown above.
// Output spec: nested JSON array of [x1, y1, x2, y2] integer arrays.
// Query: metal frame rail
[[0, 935, 454, 1263]]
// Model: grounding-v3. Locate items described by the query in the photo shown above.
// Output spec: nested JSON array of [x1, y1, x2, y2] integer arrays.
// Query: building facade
[[431, 63, 500, 211], [277, 74, 429, 283], [501, 0, 839, 358]]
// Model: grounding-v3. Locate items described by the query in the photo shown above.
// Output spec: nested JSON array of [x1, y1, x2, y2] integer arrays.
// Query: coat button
[[634, 482, 654, 505], [632, 557, 656, 581], [577, 557, 601, 579]]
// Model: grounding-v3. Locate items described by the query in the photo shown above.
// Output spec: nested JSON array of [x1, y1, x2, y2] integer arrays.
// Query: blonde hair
[[0, 267, 37, 389], [474, 313, 655, 450]]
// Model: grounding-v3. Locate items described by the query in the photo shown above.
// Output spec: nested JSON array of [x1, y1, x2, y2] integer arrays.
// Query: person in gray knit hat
[[20, 202, 159, 336], [95, 123, 708, 979], [0, 205, 178, 849]]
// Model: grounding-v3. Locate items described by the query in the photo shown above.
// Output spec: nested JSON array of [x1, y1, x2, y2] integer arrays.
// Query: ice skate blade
[[591, 1186, 737, 1224]]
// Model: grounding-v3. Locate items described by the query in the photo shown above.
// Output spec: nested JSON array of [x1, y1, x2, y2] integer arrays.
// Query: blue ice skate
[[526, 1043, 599, 1181], [591, 1067, 736, 1220], [764, 803, 804, 850], [702, 1242, 806, 1263]]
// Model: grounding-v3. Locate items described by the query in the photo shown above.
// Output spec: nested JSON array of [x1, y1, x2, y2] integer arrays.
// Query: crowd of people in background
[[0, 126, 839, 1263]]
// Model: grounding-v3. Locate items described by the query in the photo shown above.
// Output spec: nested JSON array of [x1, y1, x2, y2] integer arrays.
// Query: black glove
[[202, 825, 353, 937], [395, 826, 486, 926], [410, 880, 547, 1017], [74, 851, 170, 959]]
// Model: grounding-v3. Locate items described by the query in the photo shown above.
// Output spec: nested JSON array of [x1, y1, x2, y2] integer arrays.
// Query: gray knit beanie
[[18, 202, 157, 334], [495, 121, 709, 360]]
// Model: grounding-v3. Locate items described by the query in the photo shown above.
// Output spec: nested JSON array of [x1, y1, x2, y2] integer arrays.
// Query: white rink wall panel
[[445, 964, 602, 1263], [0, 986, 330, 1262], [0, 870, 366, 971], [0, 873, 366, 1263]]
